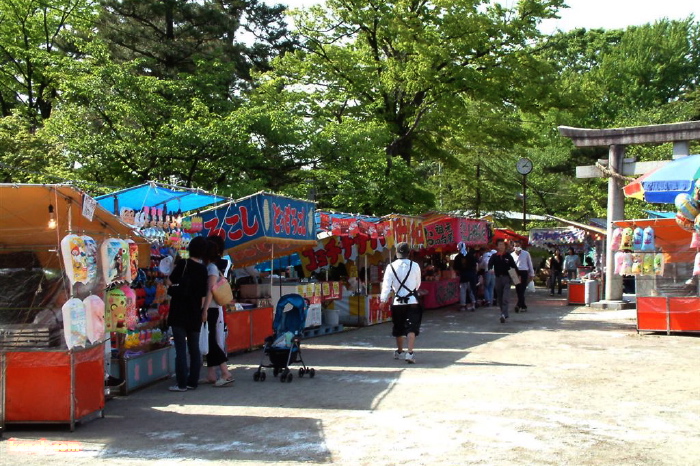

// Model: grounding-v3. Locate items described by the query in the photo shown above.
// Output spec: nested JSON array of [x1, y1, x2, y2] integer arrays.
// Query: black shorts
[[391, 303, 423, 337]]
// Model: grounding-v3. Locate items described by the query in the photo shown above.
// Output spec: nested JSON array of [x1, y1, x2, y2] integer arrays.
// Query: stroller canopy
[[273, 294, 308, 335]]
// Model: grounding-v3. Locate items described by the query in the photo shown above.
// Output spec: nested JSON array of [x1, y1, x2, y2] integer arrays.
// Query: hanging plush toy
[[610, 228, 623, 251], [654, 252, 665, 276], [632, 227, 644, 251], [641, 226, 655, 252], [642, 253, 655, 275], [619, 227, 634, 250], [120, 285, 138, 331]]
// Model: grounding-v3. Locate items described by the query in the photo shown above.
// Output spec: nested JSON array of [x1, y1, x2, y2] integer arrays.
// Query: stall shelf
[[109, 345, 175, 394], [1, 344, 104, 431]]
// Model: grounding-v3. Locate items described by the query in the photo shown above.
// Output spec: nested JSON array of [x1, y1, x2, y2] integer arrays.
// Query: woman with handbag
[[200, 236, 235, 387], [167, 236, 209, 392]]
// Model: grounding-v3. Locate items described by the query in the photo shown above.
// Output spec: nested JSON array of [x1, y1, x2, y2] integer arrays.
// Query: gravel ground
[[2, 287, 699, 465]]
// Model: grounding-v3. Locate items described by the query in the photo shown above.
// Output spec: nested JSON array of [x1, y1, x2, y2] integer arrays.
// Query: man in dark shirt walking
[[488, 239, 518, 323]]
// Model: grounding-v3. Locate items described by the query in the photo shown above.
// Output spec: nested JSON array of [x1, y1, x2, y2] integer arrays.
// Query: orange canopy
[[0, 184, 149, 268]]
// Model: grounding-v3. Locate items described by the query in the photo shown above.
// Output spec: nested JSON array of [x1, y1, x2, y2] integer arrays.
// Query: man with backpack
[[379, 242, 422, 364]]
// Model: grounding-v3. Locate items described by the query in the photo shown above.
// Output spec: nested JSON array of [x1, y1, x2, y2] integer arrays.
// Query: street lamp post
[[516, 158, 533, 231]]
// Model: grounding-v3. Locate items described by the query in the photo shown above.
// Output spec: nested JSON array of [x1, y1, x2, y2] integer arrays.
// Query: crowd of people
[[166, 236, 591, 380]]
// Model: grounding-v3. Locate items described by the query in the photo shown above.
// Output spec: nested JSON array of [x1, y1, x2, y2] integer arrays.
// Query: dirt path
[[2, 288, 699, 465]]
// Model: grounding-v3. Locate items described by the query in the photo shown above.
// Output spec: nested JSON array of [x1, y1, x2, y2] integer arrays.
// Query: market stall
[[420, 215, 490, 309], [529, 223, 606, 305], [199, 192, 319, 348], [95, 182, 225, 393], [300, 212, 389, 327], [613, 218, 700, 334], [0, 184, 150, 430]]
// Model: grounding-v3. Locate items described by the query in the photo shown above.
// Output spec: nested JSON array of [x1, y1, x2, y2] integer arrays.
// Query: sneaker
[[186, 385, 197, 390], [404, 352, 415, 364], [394, 350, 404, 360], [521, 307, 527, 313], [168, 385, 187, 392], [500, 314, 506, 323], [459, 306, 466, 312]]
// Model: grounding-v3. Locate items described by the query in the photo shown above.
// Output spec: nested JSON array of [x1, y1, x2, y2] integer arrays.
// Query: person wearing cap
[[380, 242, 422, 363]]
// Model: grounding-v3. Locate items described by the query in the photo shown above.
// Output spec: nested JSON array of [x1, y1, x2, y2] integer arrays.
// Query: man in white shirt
[[511, 240, 535, 313], [380, 242, 422, 364]]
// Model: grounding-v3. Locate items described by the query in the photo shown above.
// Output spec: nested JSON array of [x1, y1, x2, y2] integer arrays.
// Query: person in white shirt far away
[[511, 240, 535, 313]]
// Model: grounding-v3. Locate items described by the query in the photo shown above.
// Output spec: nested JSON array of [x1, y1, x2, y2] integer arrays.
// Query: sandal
[[214, 377, 234, 387], [198, 378, 216, 384]]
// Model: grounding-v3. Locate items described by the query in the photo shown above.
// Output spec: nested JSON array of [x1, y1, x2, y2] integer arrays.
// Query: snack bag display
[[61, 234, 88, 286]]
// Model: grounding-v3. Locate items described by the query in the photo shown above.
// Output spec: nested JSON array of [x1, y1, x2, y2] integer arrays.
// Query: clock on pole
[[516, 157, 533, 175]]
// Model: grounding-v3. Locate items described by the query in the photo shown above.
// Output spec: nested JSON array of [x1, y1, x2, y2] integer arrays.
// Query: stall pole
[[70, 350, 76, 431], [1, 351, 5, 437]]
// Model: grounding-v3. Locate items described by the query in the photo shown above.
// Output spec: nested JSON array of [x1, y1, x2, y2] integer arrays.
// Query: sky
[[267, 0, 700, 33]]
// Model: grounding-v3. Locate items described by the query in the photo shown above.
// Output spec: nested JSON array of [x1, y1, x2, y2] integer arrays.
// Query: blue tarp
[[644, 210, 675, 219], [96, 182, 227, 214]]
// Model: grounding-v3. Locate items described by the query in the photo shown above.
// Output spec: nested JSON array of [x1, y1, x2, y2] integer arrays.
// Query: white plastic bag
[[199, 322, 209, 355], [526, 280, 535, 293]]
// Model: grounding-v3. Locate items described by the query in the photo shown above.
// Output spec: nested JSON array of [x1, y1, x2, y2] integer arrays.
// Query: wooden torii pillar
[[559, 121, 700, 309]]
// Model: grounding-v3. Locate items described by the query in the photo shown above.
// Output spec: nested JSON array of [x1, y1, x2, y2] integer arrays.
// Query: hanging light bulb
[[48, 204, 57, 229]]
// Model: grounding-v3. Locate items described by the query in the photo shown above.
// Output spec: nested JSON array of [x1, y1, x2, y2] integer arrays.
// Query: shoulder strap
[[390, 261, 417, 303]]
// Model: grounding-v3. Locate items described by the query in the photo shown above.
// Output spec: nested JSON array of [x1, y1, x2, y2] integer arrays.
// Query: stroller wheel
[[298, 368, 305, 377], [253, 371, 260, 382], [280, 372, 287, 382], [260, 371, 266, 381], [309, 368, 316, 378], [286, 373, 293, 383]]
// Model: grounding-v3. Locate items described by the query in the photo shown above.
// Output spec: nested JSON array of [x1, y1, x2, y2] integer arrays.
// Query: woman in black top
[[167, 236, 208, 392]]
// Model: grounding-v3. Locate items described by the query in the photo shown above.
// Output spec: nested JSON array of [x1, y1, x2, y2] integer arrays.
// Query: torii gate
[[559, 121, 700, 309]]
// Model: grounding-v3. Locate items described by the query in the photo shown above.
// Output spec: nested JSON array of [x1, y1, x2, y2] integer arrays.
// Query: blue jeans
[[171, 325, 202, 389], [484, 272, 495, 304]]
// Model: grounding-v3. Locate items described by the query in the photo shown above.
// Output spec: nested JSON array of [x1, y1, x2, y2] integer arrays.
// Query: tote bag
[[211, 273, 234, 306]]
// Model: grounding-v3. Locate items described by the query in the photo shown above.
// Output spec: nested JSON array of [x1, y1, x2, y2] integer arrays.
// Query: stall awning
[[544, 215, 607, 236], [96, 181, 227, 215], [199, 192, 317, 268], [0, 184, 149, 267]]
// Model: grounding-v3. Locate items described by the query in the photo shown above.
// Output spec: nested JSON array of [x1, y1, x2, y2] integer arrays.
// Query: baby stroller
[[253, 293, 316, 383]]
